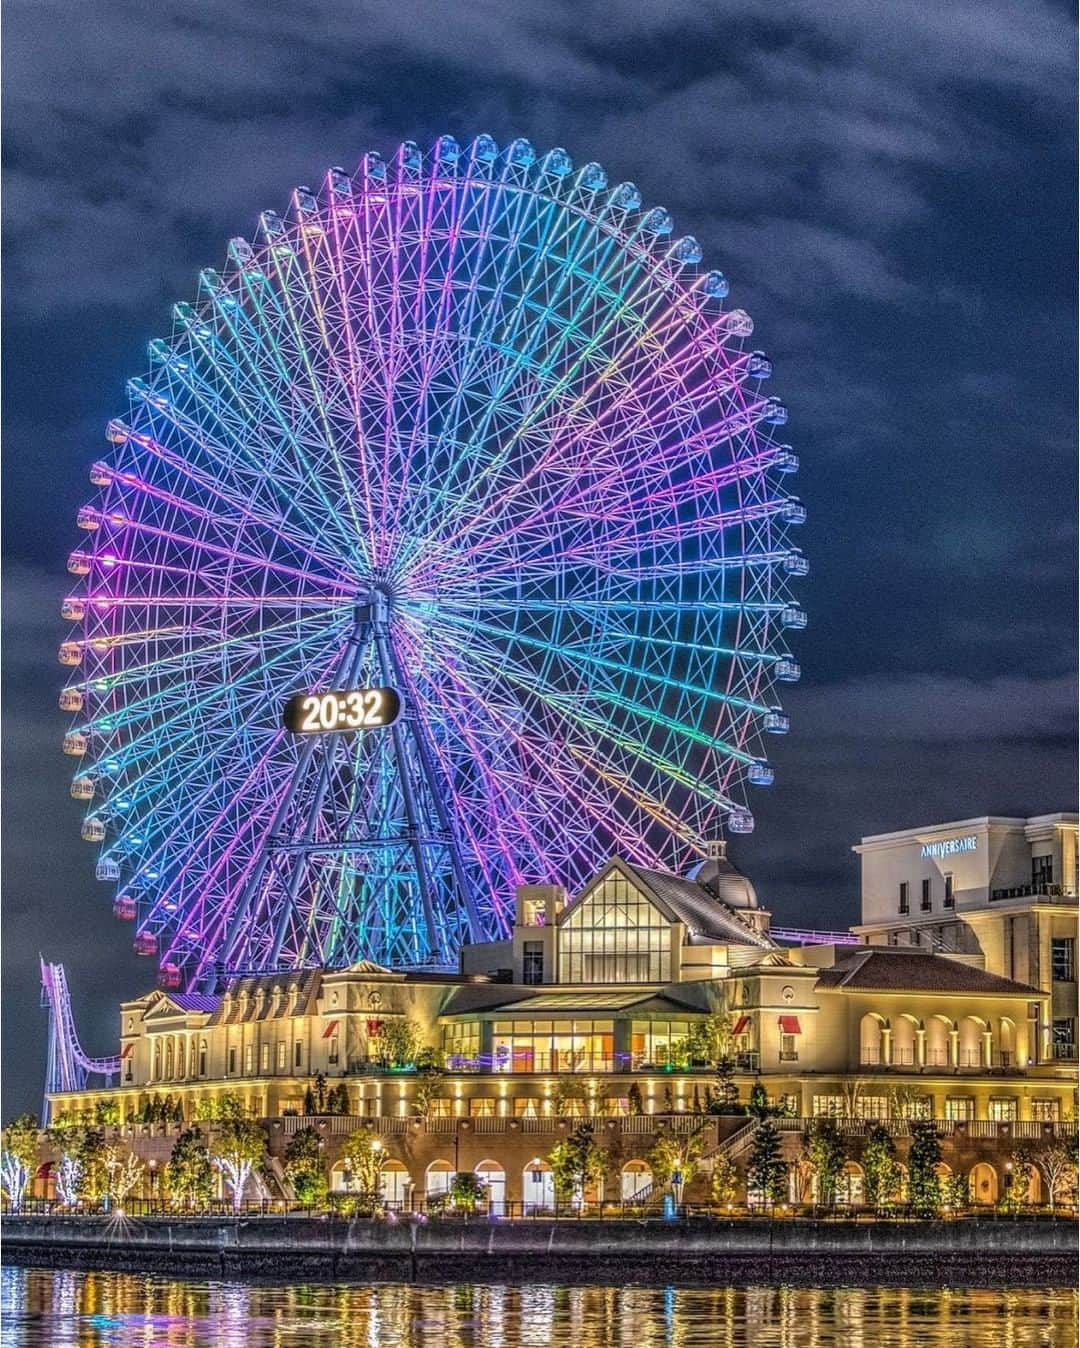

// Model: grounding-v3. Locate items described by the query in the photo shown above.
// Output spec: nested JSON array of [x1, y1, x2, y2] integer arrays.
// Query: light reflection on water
[[1, 1267, 1075, 1348]]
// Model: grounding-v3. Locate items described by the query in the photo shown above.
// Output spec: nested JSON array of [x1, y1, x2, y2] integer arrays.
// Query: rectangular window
[[228, 1046, 236, 1075], [469, 1098, 495, 1116], [277, 1042, 286, 1071], [294, 1040, 303, 1068], [944, 1096, 974, 1121], [898, 882, 909, 914], [812, 1094, 845, 1117], [1031, 1099, 1061, 1122], [244, 1044, 254, 1074], [441, 1021, 481, 1067], [987, 1097, 1017, 1122], [1032, 854, 1054, 888], [1052, 937, 1075, 982], [260, 1042, 270, 1073], [329, 1036, 339, 1065], [523, 941, 544, 986], [920, 878, 932, 912], [853, 1096, 888, 1120], [1052, 1019, 1077, 1059], [513, 1097, 540, 1117], [943, 874, 954, 909], [199, 1044, 207, 1077], [895, 1095, 933, 1120], [779, 1033, 798, 1062]]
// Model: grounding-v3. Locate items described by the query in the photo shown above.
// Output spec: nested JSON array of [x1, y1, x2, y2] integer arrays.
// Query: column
[[948, 1026, 959, 1068], [915, 1027, 926, 1068], [982, 1030, 993, 1069], [880, 1025, 892, 1067]]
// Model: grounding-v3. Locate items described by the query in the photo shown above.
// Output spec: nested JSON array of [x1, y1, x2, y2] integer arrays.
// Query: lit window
[[1052, 938, 1075, 983], [779, 1034, 797, 1061], [277, 1042, 286, 1070], [1031, 1099, 1060, 1122], [244, 1044, 254, 1074], [944, 1096, 974, 1121], [329, 1036, 340, 1065], [812, 1094, 844, 1117], [260, 1042, 270, 1073], [987, 1097, 1017, 1122], [560, 875, 671, 983], [523, 941, 544, 985], [469, 1098, 495, 1116]]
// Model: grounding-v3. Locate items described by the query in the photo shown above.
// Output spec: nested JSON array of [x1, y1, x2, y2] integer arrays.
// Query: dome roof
[[685, 849, 759, 910]]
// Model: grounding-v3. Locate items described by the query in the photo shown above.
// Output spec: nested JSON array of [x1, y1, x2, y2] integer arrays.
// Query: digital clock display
[[283, 686, 401, 734]]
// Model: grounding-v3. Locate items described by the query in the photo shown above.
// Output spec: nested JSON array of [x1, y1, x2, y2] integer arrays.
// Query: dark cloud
[[2, 0, 1076, 1118]]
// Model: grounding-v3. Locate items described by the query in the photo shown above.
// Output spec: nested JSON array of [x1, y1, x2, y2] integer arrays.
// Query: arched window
[[621, 1160, 652, 1202]]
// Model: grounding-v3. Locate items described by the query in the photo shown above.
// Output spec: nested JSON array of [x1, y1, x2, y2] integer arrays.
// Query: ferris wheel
[[59, 134, 806, 988]]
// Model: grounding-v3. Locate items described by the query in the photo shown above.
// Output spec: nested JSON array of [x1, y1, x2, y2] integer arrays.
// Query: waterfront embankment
[[2, 1214, 1075, 1286]]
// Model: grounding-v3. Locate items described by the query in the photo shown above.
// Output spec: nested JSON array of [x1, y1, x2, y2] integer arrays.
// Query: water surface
[[2, 1267, 1075, 1347]]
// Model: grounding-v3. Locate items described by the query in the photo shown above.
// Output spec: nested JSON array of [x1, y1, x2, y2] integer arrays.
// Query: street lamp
[[671, 1168, 684, 1212], [149, 1158, 158, 1205]]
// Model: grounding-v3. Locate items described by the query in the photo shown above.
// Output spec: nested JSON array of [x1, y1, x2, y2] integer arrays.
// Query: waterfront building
[[852, 814, 1079, 1064], [41, 821, 1077, 1211]]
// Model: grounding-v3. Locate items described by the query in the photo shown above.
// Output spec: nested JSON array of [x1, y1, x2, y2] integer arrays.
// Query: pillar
[[948, 1026, 959, 1068], [915, 1027, 926, 1067]]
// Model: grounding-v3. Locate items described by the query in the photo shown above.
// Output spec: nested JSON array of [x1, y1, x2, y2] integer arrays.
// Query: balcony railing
[[859, 1049, 1020, 1070], [991, 883, 1078, 902]]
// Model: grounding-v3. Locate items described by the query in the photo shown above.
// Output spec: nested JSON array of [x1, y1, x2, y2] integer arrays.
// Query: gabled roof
[[814, 948, 1042, 996], [623, 863, 774, 948], [142, 990, 218, 1020]]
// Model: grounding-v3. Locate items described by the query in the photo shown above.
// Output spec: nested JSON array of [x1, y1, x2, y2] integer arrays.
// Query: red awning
[[366, 1019, 383, 1035], [35, 1162, 52, 1179], [778, 1015, 801, 1034], [732, 1015, 751, 1036], [120, 1043, 133, 1059], [322, 1020, 339, 1039]]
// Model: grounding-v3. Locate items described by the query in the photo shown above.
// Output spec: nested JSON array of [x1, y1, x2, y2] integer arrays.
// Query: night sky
[[2, 1, 1076, 1120]]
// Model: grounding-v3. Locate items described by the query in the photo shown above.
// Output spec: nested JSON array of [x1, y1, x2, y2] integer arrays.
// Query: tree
[[747, 1080, 771, 1119], [313, 1073, 328, 1114], [164, 1126, 215, 1209], [373, 1019, 422, 1068], [211, 1106, 267, 1211], [747, 1119, 787, 1207], [647, 1121, 709, 1193], [997, 1146, 1035, 1214], [283, 1126, 327, 1206], [907, 1120, 942, 1218], [711, 1058, 740, 1114], [103, 1146, 144, 1207], [326, 1084, 350, 1115], [710, 1153, 739, 1208], [802, 1117, 845, 1207], [339, 1130, 385, 1215], [447, 1171, 486, 1214], [549, 1123, 606, 1206], [76, 1128, 108, 1204], [1035, 1141, 1079, 1213], [941, 1172, 969, 1216], [303, 1086, 316, 1116], [46, 1121, 105, 1206], [94, 1100, 120, 1127], [862, 1124, 900, 1210], [1, 1115, 39, 1212], [552, 1076, 586, 1117], [627, 1083, 644, 1116]]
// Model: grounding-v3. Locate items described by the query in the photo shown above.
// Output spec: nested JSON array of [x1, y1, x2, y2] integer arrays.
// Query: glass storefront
[[491, 1019, 614, 1073], [629, 1019, 698, 1068], [443, 1021, 481, 1068]]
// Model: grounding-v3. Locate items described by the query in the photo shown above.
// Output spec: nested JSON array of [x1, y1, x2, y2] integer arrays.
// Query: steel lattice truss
[[59, 134, 806, 987]]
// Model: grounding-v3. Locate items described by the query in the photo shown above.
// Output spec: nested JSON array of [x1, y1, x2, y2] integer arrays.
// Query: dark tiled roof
[[168, 993, 220, 1014], [626, 864, 774, 948], [814, 948, 1041, 996]]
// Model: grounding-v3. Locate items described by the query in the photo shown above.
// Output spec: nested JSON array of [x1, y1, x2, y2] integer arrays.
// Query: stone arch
[[925, 1015, 954, 1069], [958, 1015, 988, 1069], [838, 1161, 865, 1206], [859, 1013, 887, 1067], [621, 1159, 653, 1202], [425, 1160, 454, 1201], [969, 1162, 998, 1206], [998, 1016, 1017, 1067], [522, 1158, 556, 1213], [892, 1014, 921, 1068], [379, 1159, 410, 1208], [475, 1159, 506, 1215]]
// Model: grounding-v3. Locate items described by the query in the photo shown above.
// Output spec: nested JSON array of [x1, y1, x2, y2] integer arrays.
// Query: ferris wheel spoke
[[418, 605, 773, 718], [429, 651, 669, 869]]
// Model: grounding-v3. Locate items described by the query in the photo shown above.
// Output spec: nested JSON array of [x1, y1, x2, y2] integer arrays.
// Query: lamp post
[[671, 1168, 684, 1213], [149, 1158, 158, 1206]]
